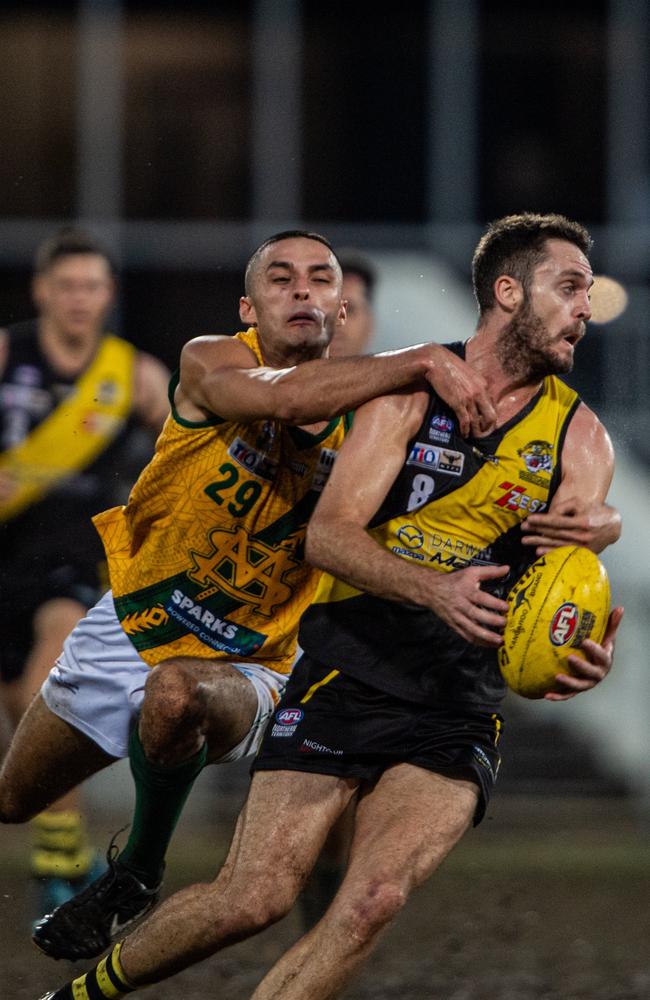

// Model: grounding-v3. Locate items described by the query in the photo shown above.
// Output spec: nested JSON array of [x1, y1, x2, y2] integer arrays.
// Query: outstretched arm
[[521, 403, 621, 555], [175, 335, 496, 435], [305, 390, 510, 647]]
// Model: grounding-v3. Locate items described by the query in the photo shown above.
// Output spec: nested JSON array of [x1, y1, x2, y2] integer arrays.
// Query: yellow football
[[498, 546, 610, 699]]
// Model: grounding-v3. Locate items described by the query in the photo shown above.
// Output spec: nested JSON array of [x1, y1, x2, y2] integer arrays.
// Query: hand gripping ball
[[498, 546, 610, 698]]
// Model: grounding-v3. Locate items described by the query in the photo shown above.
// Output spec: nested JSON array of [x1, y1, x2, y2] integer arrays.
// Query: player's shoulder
[[568, 399, 605, 432], [565, 400, 613, 457], [353, 384, 429, 438], [181, 333, 259, 374]]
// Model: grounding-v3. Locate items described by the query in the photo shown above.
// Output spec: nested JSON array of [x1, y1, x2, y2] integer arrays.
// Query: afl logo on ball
[[549, 603, 579, 646]]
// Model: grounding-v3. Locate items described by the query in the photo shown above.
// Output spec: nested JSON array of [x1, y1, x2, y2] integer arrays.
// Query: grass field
[[1, 780, 648, 1000]]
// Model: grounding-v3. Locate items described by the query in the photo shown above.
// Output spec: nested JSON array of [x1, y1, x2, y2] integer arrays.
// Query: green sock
[[118, 727, 207, 887]]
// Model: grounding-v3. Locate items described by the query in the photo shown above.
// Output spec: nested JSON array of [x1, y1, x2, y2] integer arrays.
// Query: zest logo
[[494, 481, 547, 514]]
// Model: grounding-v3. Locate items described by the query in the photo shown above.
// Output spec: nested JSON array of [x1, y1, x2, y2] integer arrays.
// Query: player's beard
[[496, 301, 583, 381]]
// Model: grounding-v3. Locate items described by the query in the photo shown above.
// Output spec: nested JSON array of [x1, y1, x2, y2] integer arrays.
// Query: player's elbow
[[305, 518, 332, 569], [268, 371, 340, 424], [273, 396, 305, 425], [272, 389, 331, 426]]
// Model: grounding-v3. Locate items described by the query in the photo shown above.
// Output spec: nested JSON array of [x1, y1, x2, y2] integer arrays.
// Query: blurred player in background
[[328, 249, 377, 358], [0, 227, 170, 917], [0, 230, 498, 963], [37, 213, 624, 1000]]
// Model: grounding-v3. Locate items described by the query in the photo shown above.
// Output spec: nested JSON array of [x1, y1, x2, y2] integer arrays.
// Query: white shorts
[[41, 590, 288, 761]]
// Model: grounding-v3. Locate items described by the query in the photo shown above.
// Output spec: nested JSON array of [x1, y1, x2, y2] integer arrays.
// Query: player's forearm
[[226, 344, 440, 425], [306, 518, 436, 608]]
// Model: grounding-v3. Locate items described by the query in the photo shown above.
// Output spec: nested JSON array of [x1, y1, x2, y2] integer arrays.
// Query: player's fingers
[[544, 689, 578, 702], [602, 605, 624, 644], [543, 673, 596, 701], [573, 642, 605, 668], [471, 603, 507, 628], [520, 533, 586, 548], [565, 654, 606, 680], [475, 591, 510, 614], [458, 613, 504, 647], [453, 403, 470, 438], [470, 394, 497, 436], [478, 395, 497, 433], [472, 625, 504, 647], [474, 563, 510, 580], [524, 527, 589, 543], [523, 512, 585, 530], [521, 534, 560, 547], [521, 523, 591, 543]]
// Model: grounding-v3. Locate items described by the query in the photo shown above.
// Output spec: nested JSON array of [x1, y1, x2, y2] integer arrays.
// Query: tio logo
[[549, 603, 579, 646]]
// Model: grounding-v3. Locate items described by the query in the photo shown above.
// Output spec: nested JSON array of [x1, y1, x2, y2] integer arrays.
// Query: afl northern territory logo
[[549, 603, 579, 646], [276, 708, 304, 725]]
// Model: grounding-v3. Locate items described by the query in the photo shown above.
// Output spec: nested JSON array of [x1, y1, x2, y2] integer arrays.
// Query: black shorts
[[0, 556, 105, 683], [252, 654, 504, 824]]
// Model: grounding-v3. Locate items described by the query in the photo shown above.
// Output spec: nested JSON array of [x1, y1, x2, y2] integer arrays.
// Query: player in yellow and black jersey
[[0, 227, 169, 923], [297, 342, 581, 712], [37, 216, 624, 1000], [2, 229, 498, 964]]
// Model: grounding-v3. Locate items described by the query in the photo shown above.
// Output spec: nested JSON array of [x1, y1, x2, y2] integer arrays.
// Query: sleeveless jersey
[[299, 341, 581, 710], [0, 321, 137, 566], [94, 327, 349, 672]]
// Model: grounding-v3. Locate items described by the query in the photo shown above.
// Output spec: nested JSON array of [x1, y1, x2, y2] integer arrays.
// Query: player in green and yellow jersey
[[0, 230, 498, 961], [36, 216, 623, 1000]]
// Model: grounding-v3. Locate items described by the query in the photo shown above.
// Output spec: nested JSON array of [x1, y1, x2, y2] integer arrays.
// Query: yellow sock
[[31, 809, 94, 880], [69, 941, 137, 998]]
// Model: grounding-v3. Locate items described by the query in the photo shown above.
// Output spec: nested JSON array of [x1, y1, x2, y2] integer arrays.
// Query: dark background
[[0, 1, 617, 374]]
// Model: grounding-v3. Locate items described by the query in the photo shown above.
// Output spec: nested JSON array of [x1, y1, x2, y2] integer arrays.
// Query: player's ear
[[494, 275, 523, 313], [336, 299, 348, 327], [239, 295, 257, 325]]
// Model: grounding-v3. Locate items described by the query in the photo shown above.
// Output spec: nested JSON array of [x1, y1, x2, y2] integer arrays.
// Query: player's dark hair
[[244, 230, 340, 295], [337, 249, 378, 302], [34, 226, 116, 275], [472, 212, 593, 315]]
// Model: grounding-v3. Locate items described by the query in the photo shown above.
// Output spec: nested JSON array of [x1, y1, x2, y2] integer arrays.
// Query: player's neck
[[38, 317, 102, 376], [465, 327, 544, 425]]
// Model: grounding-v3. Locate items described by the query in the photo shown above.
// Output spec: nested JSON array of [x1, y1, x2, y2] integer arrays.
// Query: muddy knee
[[140, 660, 206, 764], [341, 880, 407, 944]]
